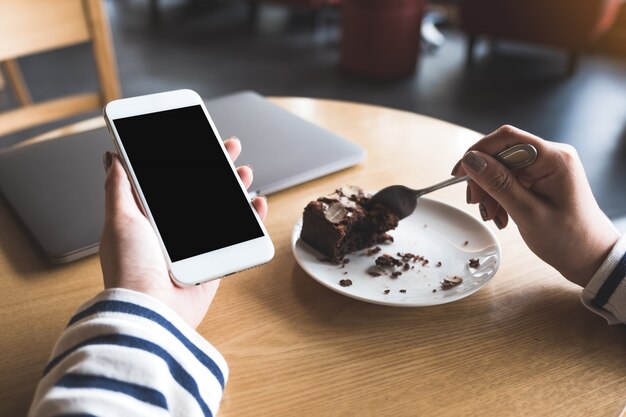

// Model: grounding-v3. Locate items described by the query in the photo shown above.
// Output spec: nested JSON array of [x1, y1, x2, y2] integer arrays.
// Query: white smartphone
[[103, 89, 275, 286]]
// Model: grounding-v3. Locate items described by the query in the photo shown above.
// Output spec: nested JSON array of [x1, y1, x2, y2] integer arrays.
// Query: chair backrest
[[459, 0, 621, 49], [0, 0, 121, 139]]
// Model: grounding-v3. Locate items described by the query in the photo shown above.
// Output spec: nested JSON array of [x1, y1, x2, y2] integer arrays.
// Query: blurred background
[[1, 0, 625, 226]]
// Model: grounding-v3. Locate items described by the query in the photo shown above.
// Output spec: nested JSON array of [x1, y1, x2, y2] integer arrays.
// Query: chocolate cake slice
[[300, 185, 399, 263]]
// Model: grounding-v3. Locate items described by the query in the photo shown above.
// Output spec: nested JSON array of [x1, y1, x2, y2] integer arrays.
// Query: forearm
[[28, 288, 228, 417], [581, 234, 626, 325]]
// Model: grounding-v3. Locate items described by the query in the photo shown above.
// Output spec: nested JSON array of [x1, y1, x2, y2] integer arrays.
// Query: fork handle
[[417, 175, 468, 195], [457, 143, 537, 180], [494, 143, 538, 170], [418, 143, 538, 195]]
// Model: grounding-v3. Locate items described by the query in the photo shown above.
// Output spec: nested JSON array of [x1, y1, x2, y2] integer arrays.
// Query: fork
[[367, 143, 538, 220]]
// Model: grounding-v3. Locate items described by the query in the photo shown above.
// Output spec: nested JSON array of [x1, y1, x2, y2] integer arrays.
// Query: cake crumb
[[399, 289, 407, 293], [469, 258, 480, 268], [339, 279, 353, 287], [365, 246, 382, 256], [383, 289, 390, 294], [441, 276, 463, 289], [382, 234, 395, 244], [397, 252, 429, 266], [436, 261, 442, 267], [375, 254, 402, 268], [391, 271, 402, 278], [463, 240, 469, 246], [367, 266, 383, 277]]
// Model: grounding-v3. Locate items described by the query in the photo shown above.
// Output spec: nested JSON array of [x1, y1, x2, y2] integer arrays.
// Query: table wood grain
[[0, 97, 624, 417]]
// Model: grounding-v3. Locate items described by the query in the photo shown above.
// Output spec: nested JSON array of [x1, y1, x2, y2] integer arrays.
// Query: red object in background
[[340, 0, 426, 78]]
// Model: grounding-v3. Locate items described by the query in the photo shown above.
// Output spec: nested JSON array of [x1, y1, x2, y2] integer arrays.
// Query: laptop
[[0, 90, 366, 264]]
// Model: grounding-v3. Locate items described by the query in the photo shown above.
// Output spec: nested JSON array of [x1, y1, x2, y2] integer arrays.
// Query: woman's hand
[[99, 137, 268, 328], [452, 125, 620, 287]]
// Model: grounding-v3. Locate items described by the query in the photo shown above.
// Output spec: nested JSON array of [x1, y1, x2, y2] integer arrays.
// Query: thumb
[[461, 150, 538, 220]]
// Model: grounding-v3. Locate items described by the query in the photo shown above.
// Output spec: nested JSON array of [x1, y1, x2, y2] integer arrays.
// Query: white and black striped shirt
[[582, 234, 626, 325], [29, 288, 228, 417]]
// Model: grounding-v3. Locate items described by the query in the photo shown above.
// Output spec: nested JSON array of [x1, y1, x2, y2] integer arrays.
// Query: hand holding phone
[[103, 89, 275, 287]]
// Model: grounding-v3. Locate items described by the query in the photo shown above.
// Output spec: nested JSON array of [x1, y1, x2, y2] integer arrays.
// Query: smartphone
[[103, 89, 275, 286]]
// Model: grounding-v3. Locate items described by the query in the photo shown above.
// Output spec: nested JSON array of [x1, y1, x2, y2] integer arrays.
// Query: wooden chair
[[0, 0, 121, 149], [459, 0, 622, 76], [1, 58, 32, 107]]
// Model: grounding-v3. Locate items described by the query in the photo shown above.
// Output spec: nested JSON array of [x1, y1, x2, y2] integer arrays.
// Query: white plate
[[291, 197, 501, 307]]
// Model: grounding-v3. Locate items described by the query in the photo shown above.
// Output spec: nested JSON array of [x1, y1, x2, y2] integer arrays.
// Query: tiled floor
[[2, 0, 625, 221]]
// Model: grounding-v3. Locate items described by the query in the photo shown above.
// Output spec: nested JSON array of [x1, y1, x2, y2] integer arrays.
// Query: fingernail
[[244, 163, 253, 171], [462, 151, 487, 174], [493, 217, 504, 229], [479, 203, 488, 221], [103, 151, 112, 172], [466, 186, 471, 204], [451, 160, 462, 176], [230, 136, 240, 142]]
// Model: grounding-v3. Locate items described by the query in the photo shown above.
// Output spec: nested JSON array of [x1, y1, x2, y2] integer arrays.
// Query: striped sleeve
[[28, 288, 229, 417], [581, 234, 626, 325]]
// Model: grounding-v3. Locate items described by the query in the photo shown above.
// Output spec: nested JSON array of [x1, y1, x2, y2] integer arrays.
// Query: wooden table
[[1, 98, 624, 417]]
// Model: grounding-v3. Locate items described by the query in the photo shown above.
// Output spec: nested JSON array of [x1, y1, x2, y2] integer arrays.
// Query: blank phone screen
[[112, 105, 264, 262]]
